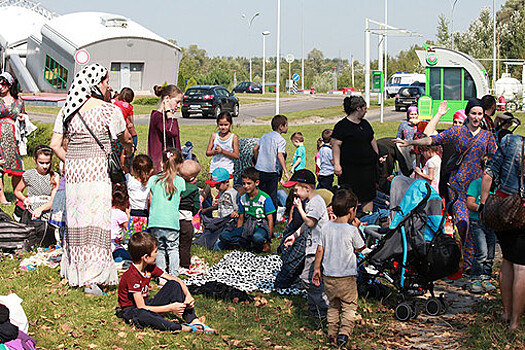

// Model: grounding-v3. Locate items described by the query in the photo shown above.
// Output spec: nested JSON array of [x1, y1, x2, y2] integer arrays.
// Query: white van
[[386, 73, 426, 97]]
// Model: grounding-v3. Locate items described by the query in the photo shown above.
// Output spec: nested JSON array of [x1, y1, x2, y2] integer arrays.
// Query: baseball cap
[[282, 169, 316, 188], [205, 168, 232, 186]]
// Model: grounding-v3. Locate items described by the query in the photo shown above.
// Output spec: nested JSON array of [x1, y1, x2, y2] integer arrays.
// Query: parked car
[[181, 85, 239, 118], [395, 86, 425, 111], [233, 81, 263, 94]]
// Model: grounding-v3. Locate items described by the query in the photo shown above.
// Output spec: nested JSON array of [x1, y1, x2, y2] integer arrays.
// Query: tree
[[436, 14, 451, 48], [307, 48, 324, 74]]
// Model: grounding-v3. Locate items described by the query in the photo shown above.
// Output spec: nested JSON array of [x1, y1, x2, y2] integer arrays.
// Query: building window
[[428, 68, 441, 101], [44, 55, 68, 90], [463, 69, 477, 100], [443, 68, 462, 101]]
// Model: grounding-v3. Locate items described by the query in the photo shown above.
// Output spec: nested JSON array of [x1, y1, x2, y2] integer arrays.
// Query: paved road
[[29, 94, 404, 125]]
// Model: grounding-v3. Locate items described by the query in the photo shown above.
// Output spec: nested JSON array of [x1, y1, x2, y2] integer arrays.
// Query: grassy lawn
[[3, 116, 525, 349]]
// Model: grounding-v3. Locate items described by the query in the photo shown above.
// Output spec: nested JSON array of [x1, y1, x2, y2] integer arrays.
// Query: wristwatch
[[166, 109, 175, 114]]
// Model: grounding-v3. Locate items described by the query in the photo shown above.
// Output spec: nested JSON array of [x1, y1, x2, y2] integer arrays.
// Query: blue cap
[[205, 168, 232, 186]]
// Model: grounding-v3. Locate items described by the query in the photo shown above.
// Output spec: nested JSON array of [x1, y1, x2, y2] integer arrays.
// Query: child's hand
[[379, 155, 388, 163], [184, 295, 195, 308], [169, 302, 187, 315], [283, 235, 295, 247], [215, 145, 223, 154], [293, 197, 303, 211], [230, 211, 239, 219], [312, 269, 322, 287], [351, 217, 361, 228], [32, 208, 42, 219], [327, 206, 336, 221], [414, 167, 423, 176]]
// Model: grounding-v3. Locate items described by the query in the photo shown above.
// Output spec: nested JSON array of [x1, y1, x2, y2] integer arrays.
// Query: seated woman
[[14, 145, 59, 221]]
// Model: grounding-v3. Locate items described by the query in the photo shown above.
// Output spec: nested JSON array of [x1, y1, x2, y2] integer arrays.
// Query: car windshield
[[186, 88, 210, 96], [400, 87, 421, 97]]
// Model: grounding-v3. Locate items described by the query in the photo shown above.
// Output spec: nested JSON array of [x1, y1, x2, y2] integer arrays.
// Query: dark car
[[395, 86, 425, 111], [233, 81, 263, 94], [181, 85, 239, 118]]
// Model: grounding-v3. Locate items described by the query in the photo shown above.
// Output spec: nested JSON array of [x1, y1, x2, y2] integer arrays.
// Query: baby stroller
[[359, 177, 461, 321]]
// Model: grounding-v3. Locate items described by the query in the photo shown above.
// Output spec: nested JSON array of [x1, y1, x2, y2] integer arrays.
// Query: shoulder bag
[[482, 136, 525, 231], [78, 113, 126, 184], [444, 131, 482, 173]]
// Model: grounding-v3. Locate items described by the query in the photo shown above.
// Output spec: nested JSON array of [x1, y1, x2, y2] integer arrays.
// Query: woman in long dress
[[50, 64, 132, 295]]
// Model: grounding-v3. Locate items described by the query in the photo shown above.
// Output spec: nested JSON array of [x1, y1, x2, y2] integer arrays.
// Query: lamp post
[[242, 12, 260, 82], [262, 31, 270, 94], [492, 0, 497, 91], [301, 0, 305, 90], [276, 0, 281, 114], [450, 0, 460, 50]]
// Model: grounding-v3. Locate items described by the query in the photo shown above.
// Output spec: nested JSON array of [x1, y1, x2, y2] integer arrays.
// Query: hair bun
[[153, 85, 163, 97]]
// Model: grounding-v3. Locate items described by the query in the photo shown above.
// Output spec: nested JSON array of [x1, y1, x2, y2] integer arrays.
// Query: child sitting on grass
[[283, 169, 329, 319], [290, 132, 306, 173], [216, 167, 274, 252], [117, 231, 216, 334], [111, 183, 132, 262], [312, 188, 365, 348]]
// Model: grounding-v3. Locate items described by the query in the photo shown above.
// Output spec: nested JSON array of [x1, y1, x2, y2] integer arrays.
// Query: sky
[[37, 0, 504, 63]]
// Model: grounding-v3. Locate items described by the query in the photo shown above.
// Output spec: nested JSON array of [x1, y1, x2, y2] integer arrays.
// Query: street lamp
[[242, 12, 260, 82], [449, 0, 460, 50], [276, 0, 281, 114], [262, 31, 270, 94]]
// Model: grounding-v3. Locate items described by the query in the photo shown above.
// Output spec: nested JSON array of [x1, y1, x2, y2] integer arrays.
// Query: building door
[[120, 63, 131, 89]]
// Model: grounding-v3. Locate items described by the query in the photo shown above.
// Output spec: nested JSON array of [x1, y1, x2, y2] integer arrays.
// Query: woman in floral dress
[[50, 64, 132, 295], [0, 72, 25, 204]]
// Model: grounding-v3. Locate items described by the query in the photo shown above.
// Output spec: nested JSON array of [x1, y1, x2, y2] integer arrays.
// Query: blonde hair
[[156, 148, 183, 200]]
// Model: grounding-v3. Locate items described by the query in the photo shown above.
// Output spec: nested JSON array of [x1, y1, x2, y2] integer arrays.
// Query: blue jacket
[[486, 134, 524, 195]]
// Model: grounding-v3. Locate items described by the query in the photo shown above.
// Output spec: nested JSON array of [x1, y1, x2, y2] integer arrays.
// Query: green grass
[[238, 98, 272, 105]]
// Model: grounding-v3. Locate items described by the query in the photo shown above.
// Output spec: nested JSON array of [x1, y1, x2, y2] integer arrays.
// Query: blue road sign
[[292, 73, 300, 82]]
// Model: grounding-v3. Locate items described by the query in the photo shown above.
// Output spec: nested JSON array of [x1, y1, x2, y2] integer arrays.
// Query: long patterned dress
[[54, 102, 126, 287], [431, 125, 497, 269], [0, 98, 24, 175]]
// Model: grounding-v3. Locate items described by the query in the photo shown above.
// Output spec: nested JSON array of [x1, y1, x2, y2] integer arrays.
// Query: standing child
[[178, 160, 201, 272], [117, 231, 216, 334], [111, 184, 132, 261], [114, 87, 137, 149], [206, 112, 239, 176], [318, 129, 335, 191], [217, 167, 274, 252], [126, 155, 154, 238], [148, 149, 185, 279], [283, 169, 330, 319], [290, 132, 306, 173], [466, 156, 496, 294], [315, 138, 323, 178], [413, 145, 441, 193], [312, 188, 365, 348], [254, 115, 290, 210]]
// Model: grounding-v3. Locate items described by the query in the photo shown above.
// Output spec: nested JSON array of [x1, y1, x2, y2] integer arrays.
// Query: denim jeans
[[470, 219, 496, 280], [149, 228, 180, 276], [218, 226, 268, 252], [277, 189, 288, 207]]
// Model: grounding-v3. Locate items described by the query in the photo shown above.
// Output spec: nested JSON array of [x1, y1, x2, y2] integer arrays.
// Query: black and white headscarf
[[63, 63, 108, 127]]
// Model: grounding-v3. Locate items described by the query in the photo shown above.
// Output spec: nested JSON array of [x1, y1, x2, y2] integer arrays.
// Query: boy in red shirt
[[117, 231, 216, 334]]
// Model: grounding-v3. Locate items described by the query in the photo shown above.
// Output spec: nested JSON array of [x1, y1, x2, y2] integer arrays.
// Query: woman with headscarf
[[50, 64, 132, 295], [396, 106, 420, 141], [395, 98, 497, 273], [0, 72, 25, 204]]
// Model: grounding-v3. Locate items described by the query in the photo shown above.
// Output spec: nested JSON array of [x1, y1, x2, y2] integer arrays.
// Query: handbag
[[482, 136, 525, 231], [445, 132, 482, 173], [78, 113, 126, 184]]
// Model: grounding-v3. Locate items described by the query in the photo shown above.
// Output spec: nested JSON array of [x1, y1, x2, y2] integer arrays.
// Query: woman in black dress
[[331, 96, 379, 212]]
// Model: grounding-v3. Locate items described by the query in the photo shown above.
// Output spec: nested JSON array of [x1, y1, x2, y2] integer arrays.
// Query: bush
[[26, 122, 53, 156], [133, 97, 160, 105]]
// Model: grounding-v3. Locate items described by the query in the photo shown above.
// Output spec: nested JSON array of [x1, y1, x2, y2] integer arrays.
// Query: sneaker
[[481, 280, 497, 291], [469, 280, 483, 294], [336, 334, 349, 348]]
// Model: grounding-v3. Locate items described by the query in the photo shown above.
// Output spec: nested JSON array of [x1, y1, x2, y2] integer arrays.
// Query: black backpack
[[419, 233, 461, 281], [0, 208, 39, 251]]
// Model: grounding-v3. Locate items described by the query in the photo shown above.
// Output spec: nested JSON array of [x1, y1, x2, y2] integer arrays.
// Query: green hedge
[[133, 96, 159, 105], [27, 122, 53, 156]]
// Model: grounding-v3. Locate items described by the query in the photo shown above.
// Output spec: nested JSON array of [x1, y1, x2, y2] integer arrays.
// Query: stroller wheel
[[410, 302, 419, 319], [438, 297, 448, 314], [368, 283, 383, 300], [425, 298, 442, 316], [395, 302, 412, 322]]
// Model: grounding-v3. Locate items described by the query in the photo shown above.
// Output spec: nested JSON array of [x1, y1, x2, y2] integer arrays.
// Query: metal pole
[[288, 62, 291, 94], [301, 0, 305, 90], [384, 0, 388, 106], [492, 0, 497, 91], [248, 13, 260, 82], [351, 55, 355, 88], [365, 19, 370, 107], [378, 26, 384, 122], [276, 0, 280, 114], [262, 34, 266, 94]]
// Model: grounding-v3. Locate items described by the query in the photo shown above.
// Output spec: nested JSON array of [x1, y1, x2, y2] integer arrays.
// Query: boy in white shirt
[[317, 129, 335, 191], [313, 188, 365, 348]]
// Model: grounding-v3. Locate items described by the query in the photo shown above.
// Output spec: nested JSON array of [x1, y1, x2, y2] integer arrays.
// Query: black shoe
[[336, 334, 348, 348]]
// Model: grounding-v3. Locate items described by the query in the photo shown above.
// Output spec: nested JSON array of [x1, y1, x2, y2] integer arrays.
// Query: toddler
[[414, 145, 441, 193], [290, 132, 306, 173], [111, 183, 131, 261], [126, 155, 154, 238], [317, 129, 335, 191]]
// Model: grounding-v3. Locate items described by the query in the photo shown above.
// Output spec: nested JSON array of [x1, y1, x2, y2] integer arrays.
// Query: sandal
[[192, 323, 217, 334], [182, 323, 203, 333]]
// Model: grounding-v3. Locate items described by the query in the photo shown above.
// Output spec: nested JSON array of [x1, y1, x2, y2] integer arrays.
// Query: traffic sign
[[285, 54, 294, 64], [372, 70, 383, 93], [292, 73, 300, 82], [74, 49, 90, 65]]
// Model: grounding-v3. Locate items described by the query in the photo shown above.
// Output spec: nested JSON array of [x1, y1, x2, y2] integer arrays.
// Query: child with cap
[[216, 167, 275, 252], [283, 169, 329, 319], [204, 168, 239, 220]]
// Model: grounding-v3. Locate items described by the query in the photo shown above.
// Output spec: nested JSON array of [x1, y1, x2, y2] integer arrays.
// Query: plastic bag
[[0, 294, 28, 333]]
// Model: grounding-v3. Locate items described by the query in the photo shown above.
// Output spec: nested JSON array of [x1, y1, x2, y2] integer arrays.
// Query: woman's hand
[[23, 197, 32, 207], [334, 164, 343, 176], [393, 138, 410, 147], [437, 101, 449, 116]]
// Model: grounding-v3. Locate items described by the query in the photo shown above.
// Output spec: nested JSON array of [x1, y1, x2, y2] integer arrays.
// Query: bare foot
[[509, 321, 520, 331], [501, 312, 510, 323]]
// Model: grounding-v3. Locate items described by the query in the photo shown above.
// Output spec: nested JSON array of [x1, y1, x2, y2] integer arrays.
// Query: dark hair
[[291, 132, 304, 142], [131, 154, 154, 187], [118, 87, 135, 103], [33, 144, 56, 188], [153, 84, 182, 99], [332, 188, 358, 217], [217, 111, 233, 125], [343, 96, 366, 115], [316, 138, 323, 150], [419, 145, 439, 153], [481, 95, 496, 111], [0, 76, 20, 100], [128, 232, 158, 263], [271, 114, 288, 131], [321, 129, 333, 143], [112, 183, 129, 210], [241, 166, 259, 182]]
